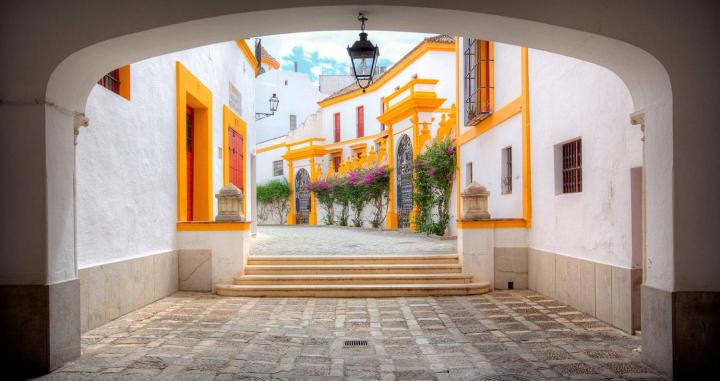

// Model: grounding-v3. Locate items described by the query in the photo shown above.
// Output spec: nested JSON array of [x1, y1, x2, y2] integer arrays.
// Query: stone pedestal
[[461, 182, 491, 220]]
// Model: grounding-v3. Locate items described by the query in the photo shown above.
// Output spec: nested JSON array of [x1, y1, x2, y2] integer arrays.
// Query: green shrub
[[414, 138, 456, 236], [256, 178, 290, 224]]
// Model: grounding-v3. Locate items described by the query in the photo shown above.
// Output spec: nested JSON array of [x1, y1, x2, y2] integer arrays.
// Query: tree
[[256, 179, 290, 224]]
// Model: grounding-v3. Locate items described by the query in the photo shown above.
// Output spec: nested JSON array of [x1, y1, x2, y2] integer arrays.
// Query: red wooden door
[[186, 106, 194, 221], [356, 106, 364, 137], [332, 155, 341, 171], [334, 113, 341, 142], [228, 127, 244, 190]]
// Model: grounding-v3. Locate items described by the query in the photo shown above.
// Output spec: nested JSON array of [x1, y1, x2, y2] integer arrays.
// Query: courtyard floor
[[250, 225, 456, 256], [41, 290, 666, 381]]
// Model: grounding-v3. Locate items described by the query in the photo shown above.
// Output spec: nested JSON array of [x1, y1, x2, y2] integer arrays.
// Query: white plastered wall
[[77, 41, 256, 268]]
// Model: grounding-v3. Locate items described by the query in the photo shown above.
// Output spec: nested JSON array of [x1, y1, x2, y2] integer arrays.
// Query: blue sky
[[255, 31, 432, 82]]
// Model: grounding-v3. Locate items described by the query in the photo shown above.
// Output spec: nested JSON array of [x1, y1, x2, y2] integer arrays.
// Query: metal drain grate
[[344, 339, 368, 347]]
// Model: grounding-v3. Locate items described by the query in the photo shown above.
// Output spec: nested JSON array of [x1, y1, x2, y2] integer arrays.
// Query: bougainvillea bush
[[414, 138, 457, 235], [308, 178, 336, 225], [309, 165, 390, 228], [363, 165, 390, 228]]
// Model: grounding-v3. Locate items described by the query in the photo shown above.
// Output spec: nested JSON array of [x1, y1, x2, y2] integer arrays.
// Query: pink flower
[[362, 172, 375, 185], [429, 169, 436, 177], [448, 145, 456, 155], [348, 171, 359, 185]]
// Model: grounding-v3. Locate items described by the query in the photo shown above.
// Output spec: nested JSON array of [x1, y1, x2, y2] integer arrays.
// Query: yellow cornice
[[235, 40, 259, 76], [177, 221, 251, 231], [256, 142, 287, 154], [317, 41, 455, 107], [377, 92, 446, 125], [283, 145, 328, 161], [350, 142, 367, 150], [288, 137, 326, 147]]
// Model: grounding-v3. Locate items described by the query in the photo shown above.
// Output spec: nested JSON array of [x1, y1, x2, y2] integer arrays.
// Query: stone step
[[215, 282, 491, 297], [247, 254, 459, 266], [234, 273, 474, 285], [244, 264, 463, 275]]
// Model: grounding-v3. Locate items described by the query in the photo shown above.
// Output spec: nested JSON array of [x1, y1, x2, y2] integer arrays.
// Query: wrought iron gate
[[295, 168, 311, 224], [396, 135, 413, 228]]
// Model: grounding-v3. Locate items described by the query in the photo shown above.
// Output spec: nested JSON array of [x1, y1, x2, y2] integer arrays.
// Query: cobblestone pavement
[[41, 290, 667, 381], [251, 225, 456, 256]]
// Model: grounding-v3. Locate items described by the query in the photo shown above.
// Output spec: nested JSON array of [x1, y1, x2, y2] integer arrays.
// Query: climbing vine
[[414, 138, 456, 236]]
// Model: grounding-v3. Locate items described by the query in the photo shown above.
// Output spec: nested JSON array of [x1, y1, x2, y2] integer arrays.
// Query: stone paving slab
[[39, 290, 668, 381], [250, 226, 456, 256]]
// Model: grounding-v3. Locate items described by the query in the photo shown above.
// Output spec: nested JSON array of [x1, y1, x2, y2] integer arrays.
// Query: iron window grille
[[502, 146, 512, 194], [98, 69, 121, 94], [272, 160, 283, 176], [463, 38, 494, 125], [561, 139, 582, 193]]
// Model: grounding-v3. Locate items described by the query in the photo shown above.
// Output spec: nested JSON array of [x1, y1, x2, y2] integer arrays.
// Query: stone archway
[[2, 2, 718, 378]]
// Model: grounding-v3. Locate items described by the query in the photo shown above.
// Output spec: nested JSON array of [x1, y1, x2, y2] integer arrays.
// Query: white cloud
[[255, 30, 433, 74]]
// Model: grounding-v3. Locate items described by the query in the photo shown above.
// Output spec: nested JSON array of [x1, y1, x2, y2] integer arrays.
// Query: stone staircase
[[215, 254, 490, 297]]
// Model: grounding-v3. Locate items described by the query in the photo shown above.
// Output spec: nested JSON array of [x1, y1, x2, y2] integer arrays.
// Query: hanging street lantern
[[347, 13, 379, 92], [255, 93, 280, 121]]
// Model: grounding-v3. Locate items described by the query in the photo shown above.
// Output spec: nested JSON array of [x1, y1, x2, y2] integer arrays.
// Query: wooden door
[[186, 106, 194, 221], [356, 106, 364, 137], [228, 127, 244, 190], [334, 113, 341, 142]]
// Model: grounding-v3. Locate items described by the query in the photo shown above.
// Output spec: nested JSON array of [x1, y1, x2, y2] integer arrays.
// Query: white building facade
[[76, 40, 260, 331]]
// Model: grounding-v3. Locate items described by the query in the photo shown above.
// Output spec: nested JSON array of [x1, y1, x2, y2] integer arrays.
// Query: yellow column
[[454, 37, 463, 223], [521, 47, 532, 227], [385, 125, 398, 230], [409, 113, 419, 231], [309, 157, 318, 225], [287, 160, 296, 225]]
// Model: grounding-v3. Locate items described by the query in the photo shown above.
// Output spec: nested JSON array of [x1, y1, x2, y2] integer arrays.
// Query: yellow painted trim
[[256, 142, 287, 154], [261, 56, 280, 70], [457, 219, 527, 229], [385, 125, 397, 230], [177, 221, 251, 231], [176, 61, 213, 222], [288, 137, 326, 147], [454, 37, 462, 219], [456, 97, 522, 146], [326, 147, 343, 154], [287, 161, 296, 224], [235, 40, 259, 76], [521, 47, 532, 228], [318, 41, 455, 107], [118, 65, 131, 100], [222, 105, 247, 215]]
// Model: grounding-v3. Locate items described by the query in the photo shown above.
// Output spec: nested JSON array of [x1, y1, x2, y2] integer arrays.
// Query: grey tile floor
[[40, 290, 667, 380]]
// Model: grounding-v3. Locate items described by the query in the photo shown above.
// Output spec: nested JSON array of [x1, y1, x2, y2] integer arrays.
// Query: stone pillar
[[287, 160, 295, 225], [0, 105, 80, 378]]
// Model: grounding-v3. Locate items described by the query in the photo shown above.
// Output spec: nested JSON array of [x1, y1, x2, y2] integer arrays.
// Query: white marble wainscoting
[[78, 250, 178, 333], [528, 248, 642, 333], [179, 249, 212, 291], [494, 247, 529, 290]]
